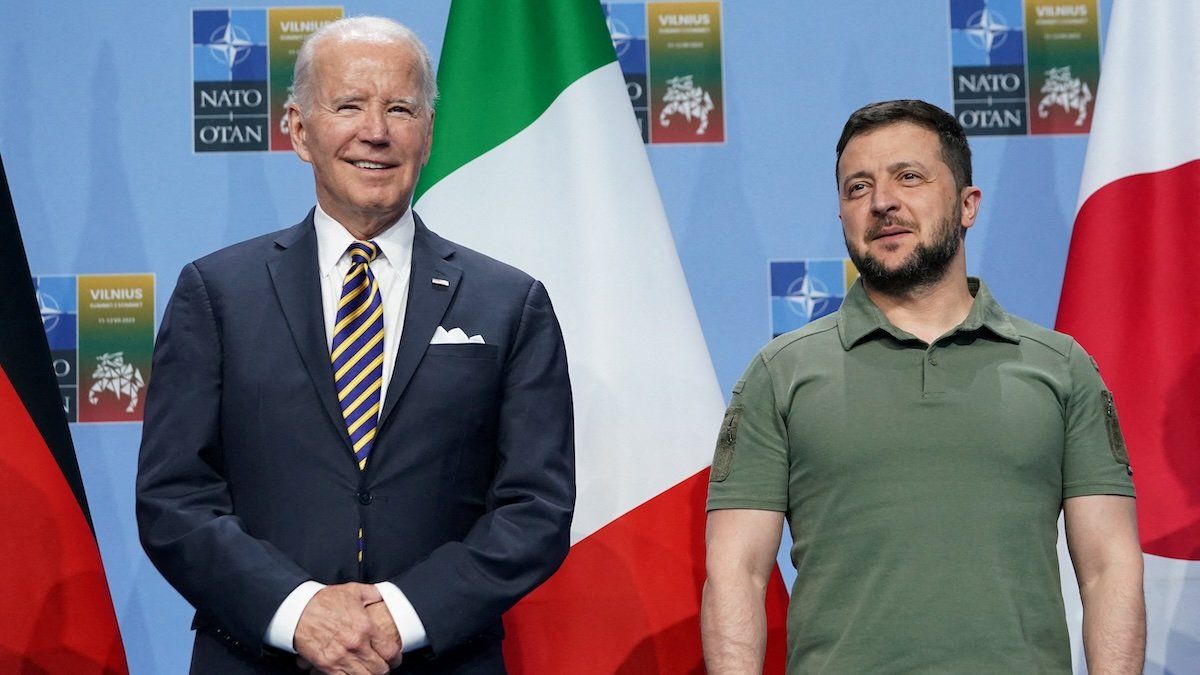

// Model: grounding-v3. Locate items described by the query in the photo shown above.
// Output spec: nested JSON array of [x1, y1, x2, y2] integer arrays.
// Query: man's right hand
[[294, 583, 401, 674]]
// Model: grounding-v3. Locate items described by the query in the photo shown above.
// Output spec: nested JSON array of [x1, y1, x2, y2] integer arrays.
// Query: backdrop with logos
[[7, 1, 1194, 673]]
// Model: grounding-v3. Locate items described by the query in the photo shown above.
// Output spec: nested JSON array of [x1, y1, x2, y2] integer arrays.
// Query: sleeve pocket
[[711, 405, 743, 482], [1101, 390, 1131, 467]]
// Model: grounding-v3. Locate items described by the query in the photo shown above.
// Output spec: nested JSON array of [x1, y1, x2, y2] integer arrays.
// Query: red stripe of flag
[[0, 154, 127, 673], [503, 470, 789, 673]]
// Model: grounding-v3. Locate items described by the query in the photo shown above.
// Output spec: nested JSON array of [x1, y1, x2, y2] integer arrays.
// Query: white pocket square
[[431, 326, 486, 345]]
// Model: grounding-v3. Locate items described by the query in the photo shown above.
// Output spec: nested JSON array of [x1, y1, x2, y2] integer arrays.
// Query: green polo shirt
[[708, 278, 1134, 674]]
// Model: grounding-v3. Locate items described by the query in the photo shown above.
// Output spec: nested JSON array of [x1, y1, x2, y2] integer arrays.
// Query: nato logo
[[605, 2, 649, 142], [770, 260, 855, 338], [949, 0, 1028, 135], [193, 9, 270, 152], [34, 276, 79, 420], [951, 0, 1024, 66]]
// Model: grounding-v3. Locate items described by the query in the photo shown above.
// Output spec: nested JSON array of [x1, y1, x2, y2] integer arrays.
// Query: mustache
[[865, 215, 918, 240]]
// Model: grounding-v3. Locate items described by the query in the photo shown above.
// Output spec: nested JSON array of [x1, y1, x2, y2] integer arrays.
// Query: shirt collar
[[836, 276, 1020, 350], [957, 278, 1020, 343], [314, 204, 415, 278]]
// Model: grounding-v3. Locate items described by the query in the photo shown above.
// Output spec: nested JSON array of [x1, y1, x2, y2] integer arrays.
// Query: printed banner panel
[[1024, 0, 1100, 135], [769, 260, 858, 339], [34, 274, 155, 423], [949, 0, 1099, 137], [192, 7, 342, 153], [605, 1, 725, 144]]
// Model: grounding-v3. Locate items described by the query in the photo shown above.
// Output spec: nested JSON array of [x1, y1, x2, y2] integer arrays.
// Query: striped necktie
[[331, 241, 384, 472]]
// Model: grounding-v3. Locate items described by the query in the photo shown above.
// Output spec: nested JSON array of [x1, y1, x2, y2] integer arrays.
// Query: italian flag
[[1056, 0, 1200, 667], [414, 1, 787, 671]]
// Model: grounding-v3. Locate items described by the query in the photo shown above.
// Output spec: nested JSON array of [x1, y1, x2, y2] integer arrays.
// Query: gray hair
[[289, 16, 439, 114]]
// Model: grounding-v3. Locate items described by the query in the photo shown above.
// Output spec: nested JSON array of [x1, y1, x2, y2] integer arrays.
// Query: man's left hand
[[297, 601, 402, 673], [366, 600, 403, 670], [293, 584, 401, 674]]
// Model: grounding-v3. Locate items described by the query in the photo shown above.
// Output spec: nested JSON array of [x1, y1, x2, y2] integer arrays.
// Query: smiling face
[[836, 122, 980, 295], [287, 38, 434, 238]]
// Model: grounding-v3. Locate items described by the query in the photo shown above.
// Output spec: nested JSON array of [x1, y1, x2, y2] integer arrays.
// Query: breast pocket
[[412, 343, 504, 491], [425, 343, 501, 360], [412, 343, 503, 411]]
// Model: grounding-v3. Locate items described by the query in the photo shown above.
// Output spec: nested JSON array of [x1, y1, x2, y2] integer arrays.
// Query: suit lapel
[[379, 213, 461, 428], [266, 213, 354, 454]]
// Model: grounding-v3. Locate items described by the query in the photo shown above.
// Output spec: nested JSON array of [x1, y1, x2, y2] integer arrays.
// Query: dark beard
[[846, 206, 963, 296]]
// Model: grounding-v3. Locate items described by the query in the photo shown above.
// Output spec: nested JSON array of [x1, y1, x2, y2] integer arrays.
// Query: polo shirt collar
[[837, 276, 1020, 350], [958, 278, 1021, 344]]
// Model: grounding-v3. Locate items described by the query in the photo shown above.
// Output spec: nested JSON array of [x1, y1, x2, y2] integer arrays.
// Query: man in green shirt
[[701, 100, 1144, 674]]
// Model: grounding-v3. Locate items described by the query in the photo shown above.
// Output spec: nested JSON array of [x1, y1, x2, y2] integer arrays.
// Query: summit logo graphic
[[33, 274, 156, 423], [604, 1, 725, 144]]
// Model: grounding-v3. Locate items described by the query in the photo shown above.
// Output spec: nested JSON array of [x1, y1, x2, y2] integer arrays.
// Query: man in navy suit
[[136, 16, 574, 674]]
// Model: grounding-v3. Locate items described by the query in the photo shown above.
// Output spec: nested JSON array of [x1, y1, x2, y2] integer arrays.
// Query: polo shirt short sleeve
[[1063, 339, 1136, 498], [707, 352, 789, 512]]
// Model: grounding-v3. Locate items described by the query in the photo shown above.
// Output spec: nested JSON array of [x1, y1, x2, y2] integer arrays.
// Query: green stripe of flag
[[415, 0, 617, 201]]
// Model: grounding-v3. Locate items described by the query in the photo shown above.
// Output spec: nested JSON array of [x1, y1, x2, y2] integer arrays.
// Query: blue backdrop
[[1, 2, 1127, 672]]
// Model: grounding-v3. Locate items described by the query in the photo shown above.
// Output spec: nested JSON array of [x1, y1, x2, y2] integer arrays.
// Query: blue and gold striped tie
[[332, 241, 385, 469], [331, 241, 384, 562]]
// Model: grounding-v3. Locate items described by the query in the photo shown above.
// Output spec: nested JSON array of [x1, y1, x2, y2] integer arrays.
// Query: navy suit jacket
[[136, 211, 575, 673]]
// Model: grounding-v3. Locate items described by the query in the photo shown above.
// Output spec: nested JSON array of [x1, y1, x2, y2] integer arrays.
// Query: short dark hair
[[835, 100, 972, 191]]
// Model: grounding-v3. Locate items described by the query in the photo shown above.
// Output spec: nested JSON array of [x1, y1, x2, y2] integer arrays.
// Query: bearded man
[[700, 100, 1145, 674]]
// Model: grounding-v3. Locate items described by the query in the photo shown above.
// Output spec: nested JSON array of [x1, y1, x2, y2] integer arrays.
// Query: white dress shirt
[[262, 205, 429, 653]]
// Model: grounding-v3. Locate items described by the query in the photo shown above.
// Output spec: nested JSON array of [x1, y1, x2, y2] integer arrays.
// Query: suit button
[[358, 491, 373, 505]]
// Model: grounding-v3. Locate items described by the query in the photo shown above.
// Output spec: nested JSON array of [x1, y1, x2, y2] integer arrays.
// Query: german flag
[[0, 155, 127, 673]]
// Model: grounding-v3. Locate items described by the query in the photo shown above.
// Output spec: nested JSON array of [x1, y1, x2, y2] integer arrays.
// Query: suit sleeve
[[393, 279, 575, 654], [135, 263, 311, 652]]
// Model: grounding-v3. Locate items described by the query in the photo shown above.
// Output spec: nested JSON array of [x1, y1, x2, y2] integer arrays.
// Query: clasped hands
[[294, 583, 403, 675]]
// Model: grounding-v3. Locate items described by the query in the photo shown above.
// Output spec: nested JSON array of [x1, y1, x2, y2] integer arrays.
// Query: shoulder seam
[[1016, 331, 1072, 358], [762, 321, 840, 364], [1006, 316, 1073, 358], [187, 261, 224, 349], [506, 278, 541, 366]]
